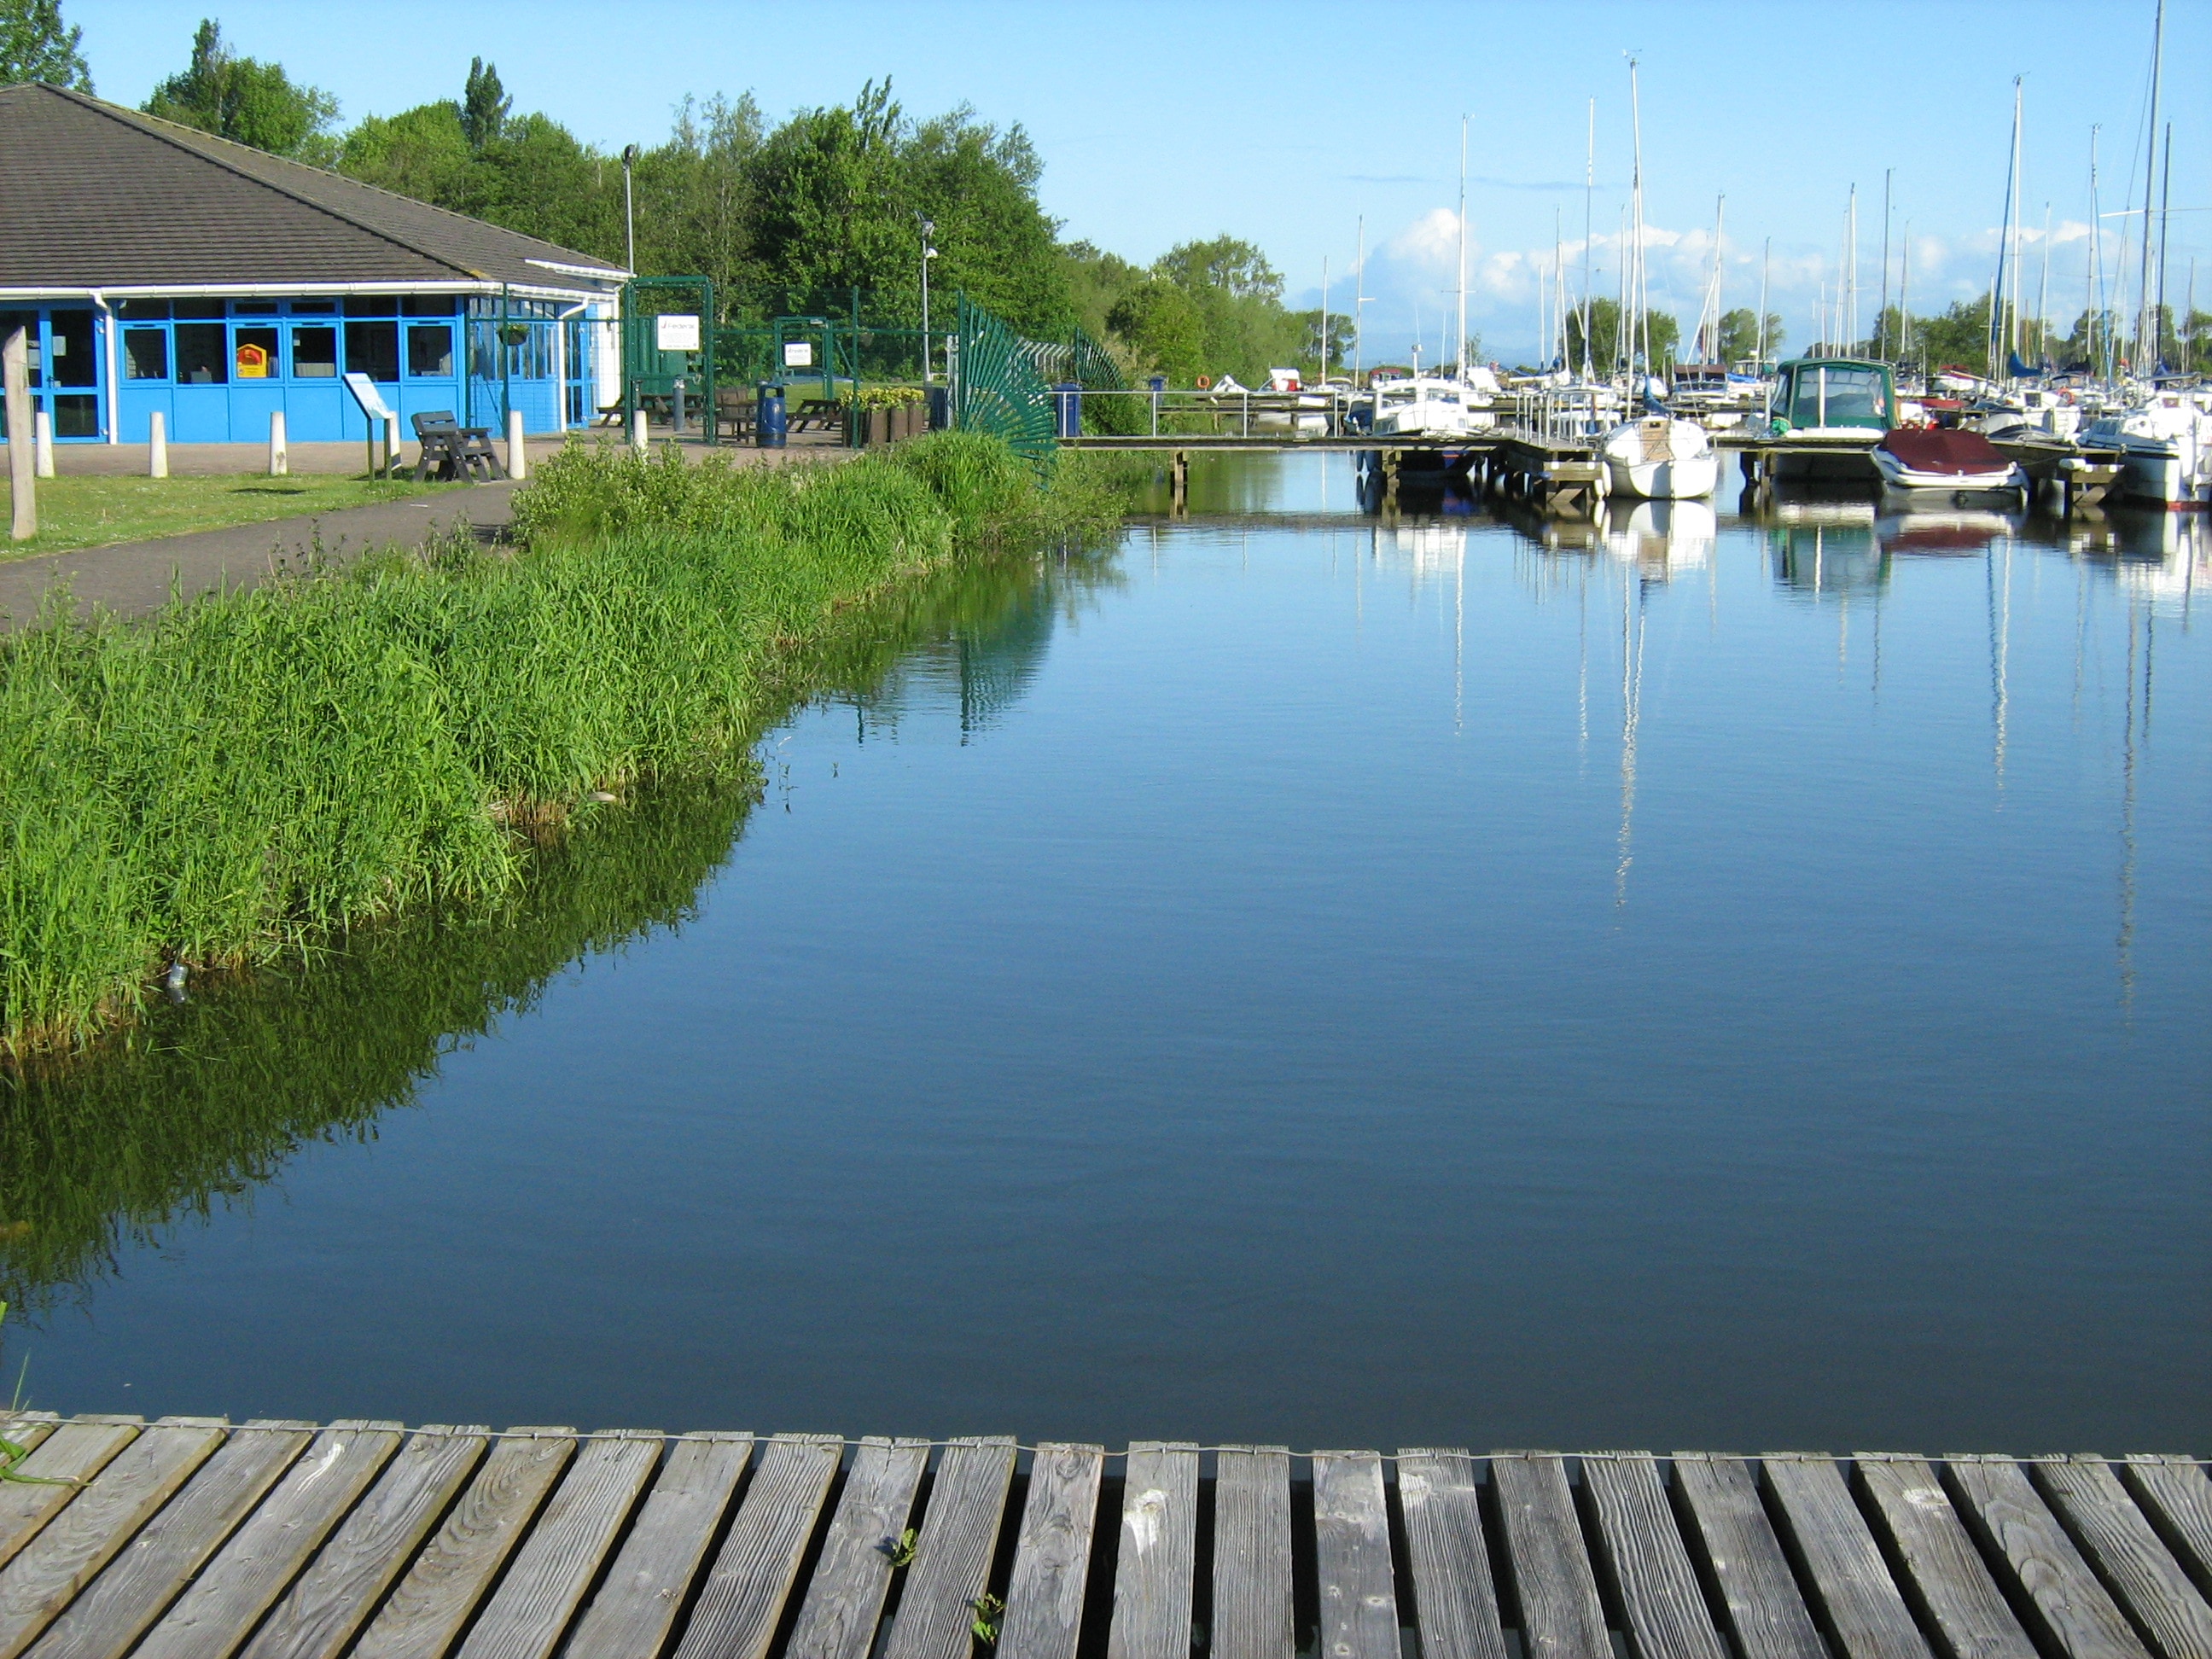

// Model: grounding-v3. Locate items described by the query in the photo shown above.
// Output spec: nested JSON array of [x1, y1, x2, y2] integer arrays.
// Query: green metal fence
[[953, 294, 1057, 466]]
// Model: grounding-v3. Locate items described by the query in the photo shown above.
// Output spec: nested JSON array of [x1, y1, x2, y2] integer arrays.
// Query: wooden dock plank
[[2121, 1459, 2212, 1600], [785, 1438, 929, 1659], [452, 1429, 661, 1659], [1669, 1456, 1825, 1659], [1210, 1447, 1290, 1659], [236, 1426, 491, 1659], [566, 1433, 754, 1659], [998, 1444, 1104, 1659], [1944, 1458, 2152, 1659], [0, 1421, 59, 1461], [133, 1420, 403, 1659], [1489, 1453, 1610, 1659], [0, 1417, 226, 1659], [1580, 1455, 1727, 1659], [1395, 1451, 1506, 1659], [667, 1433, 841, 1659], [1313, 1452, 1398, 1659], [1854, 1457, 2036, 1659], [882, 1437, 1019, 1659], [1103, 1442, 1199, 1659], [348, 1428, 577, 1659], [1759, 1456, 1930, 1659], [29, 1422, 315, 1659], [0, 1419, 143, 1573], [2033, 1458, 2212, 1659]]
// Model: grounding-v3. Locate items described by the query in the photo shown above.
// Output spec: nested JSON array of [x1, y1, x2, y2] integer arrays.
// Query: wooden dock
[[2, 1414, 2207, 1659]]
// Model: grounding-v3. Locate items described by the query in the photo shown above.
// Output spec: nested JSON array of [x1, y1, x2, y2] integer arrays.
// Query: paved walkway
[[0, 482, 521, 628], [3, 433, 856, 629]]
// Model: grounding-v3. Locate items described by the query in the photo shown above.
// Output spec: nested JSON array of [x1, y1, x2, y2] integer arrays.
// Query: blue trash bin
[[1051, 382, 1082, 439], [755, 382, 787, 449], [927, 385, 951, 432]]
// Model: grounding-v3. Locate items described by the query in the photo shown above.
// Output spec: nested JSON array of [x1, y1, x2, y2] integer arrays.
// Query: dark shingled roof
[[0, 82, 626, 293]]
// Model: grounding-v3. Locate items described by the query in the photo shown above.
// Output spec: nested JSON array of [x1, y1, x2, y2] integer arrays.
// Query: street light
[[621, 144, 638, 274], [918, 215, 938, 381]]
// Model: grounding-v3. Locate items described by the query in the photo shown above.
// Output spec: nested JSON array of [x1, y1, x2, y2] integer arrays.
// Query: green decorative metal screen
[[953, 295, 1056, 466]]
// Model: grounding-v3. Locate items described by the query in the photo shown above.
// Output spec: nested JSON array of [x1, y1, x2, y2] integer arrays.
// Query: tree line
[[3, 7, 1350, 387]]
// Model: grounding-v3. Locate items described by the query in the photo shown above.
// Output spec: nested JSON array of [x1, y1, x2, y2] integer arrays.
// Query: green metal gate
[[620, 276, 719, 442]]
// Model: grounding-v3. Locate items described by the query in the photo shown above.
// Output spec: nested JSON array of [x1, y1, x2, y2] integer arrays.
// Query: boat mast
[[1878, 169, 1893, 359], [2009, 78, 2024, 368], [1627, 56, 1648, 380], [1582, 96, 1596, 377], [1319, 254, 1330, 382], [2156, 121, 2171, 368], [1756, 237, 1770, 367], [2088, 127, 2105, 378], [1848, 183, 1858, 351], [1353, 214, 1367, 383], [1456, 114, 1469, 377], [1900, 222, 1912, 370], [1992, 77, 2020, 378], [2035, 202, 2052, 366], [2136, 0, 2163, 370]]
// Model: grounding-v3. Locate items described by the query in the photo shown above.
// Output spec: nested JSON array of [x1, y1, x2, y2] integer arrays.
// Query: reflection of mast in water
[[2117, 594, 2148, 1016], [1615, 559, 1647, 912], [1454, 531, 1464, 736], [1987, 538, 2013, 791], [1577, 562, 1590, 764]]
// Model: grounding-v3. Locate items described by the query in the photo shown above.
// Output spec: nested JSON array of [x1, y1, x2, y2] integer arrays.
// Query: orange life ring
[[1196, 375, 1212, 391]]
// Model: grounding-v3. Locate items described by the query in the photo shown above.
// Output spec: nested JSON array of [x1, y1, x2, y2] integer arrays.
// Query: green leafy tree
[[632, 94, 762, 300], [1106, 280, 1206, 382], [1, 0, 91, 90], [1296, 309, 1357, 372], [460, 57, 509, 150], [1715, 307, 1783, 364], [1150, 236, 1309, 382], [338, 99, 474, 204], [1566, 297, 1679, 371], [1062, 242, 1148, 342], [1910, 295, 1994, 373], [143, 19, 339, 164]]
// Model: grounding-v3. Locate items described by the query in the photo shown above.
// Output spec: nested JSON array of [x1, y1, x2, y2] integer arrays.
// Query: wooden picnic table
[[410, 411, 505, 482]]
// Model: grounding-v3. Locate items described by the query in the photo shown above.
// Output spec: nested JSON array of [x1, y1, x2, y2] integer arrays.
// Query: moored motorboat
[[2080, 395, 2212, 509], [1600, 415, 1720, 499], [1870, 427, 2027, 496]]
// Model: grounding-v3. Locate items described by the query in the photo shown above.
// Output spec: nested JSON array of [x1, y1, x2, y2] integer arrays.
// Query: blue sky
[[77, 0, 2209, 362]]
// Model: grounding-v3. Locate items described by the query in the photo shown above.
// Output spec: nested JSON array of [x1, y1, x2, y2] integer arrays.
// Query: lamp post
[[621, 144, 638, 274], [918, 215, 937, 381]]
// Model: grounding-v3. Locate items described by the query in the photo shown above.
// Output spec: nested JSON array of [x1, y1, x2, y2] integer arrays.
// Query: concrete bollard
[[507, 408, 527, 480], [33, 408, 55, 478], [148, 410, 169, 477], [384, 413, 401, 478], [268, 410, 288, 476], [629, 407, 648, 452]]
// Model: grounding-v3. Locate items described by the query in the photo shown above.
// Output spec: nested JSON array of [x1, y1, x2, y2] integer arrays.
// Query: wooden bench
[[791, 399, 846, 432], [410, 410, 505, 482]]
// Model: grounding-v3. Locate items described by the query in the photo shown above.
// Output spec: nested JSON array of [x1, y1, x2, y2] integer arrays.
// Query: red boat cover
[[1879, 428, 2009, 474]]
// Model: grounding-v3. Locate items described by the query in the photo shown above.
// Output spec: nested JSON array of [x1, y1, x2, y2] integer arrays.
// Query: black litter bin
[[755, 382, 787, 448], [927, 385, 951, 432]]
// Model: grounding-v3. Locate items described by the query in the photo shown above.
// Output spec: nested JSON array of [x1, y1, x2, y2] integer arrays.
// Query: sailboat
[[1599, 61, 1720, 501]]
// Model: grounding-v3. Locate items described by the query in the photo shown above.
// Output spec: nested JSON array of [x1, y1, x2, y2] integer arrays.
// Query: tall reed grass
[[0, 434, 1126, 1057]]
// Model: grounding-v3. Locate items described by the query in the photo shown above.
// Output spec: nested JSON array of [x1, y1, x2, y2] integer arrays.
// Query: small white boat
[[2081, 395, 2212, 509], [1370, 372, 1494, 438], [1600, 416, 1720, 499], [1869, 428, 2028, 496]]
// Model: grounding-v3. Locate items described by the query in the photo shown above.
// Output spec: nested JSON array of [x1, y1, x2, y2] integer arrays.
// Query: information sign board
[[342, 372, 393, 423], [655, 314, 701, 352], [783, 341, 815, 369]]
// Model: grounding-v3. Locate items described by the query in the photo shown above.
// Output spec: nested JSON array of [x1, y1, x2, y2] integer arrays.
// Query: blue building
[[0, 83, 626, 446]]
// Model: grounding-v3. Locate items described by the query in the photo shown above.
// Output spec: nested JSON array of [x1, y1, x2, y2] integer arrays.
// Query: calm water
[[8, 457, 2208, 1453]]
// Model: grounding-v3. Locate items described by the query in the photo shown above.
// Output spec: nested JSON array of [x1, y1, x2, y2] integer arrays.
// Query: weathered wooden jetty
[[2, 1413, 2207, 1659]]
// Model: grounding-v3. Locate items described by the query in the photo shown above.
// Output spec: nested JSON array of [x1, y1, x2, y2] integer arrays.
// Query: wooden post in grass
[[4, 324, 32, 541], [149, 409, 169, 476]]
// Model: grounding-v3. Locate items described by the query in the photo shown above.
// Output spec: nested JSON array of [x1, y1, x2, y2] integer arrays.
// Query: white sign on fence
[[783, 341, 815, 369], [655, 314, 701, 352]]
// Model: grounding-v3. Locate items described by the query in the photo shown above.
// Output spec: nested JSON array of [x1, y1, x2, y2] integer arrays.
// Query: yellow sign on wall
[[236, 342, 271, 378]]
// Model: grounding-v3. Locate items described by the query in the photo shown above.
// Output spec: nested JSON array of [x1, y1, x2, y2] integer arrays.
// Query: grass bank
[[0, 433, 1131, 1057], [3, 474, 456, 558]]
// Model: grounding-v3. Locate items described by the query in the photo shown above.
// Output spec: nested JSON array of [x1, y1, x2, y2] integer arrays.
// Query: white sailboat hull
[[1604, 452, 1720, 500], [1600, 418, 1720, 500]]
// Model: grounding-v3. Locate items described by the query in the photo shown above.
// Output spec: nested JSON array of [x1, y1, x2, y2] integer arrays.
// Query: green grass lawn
[[3, 474, 458, 559]]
